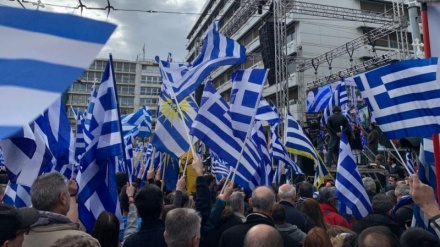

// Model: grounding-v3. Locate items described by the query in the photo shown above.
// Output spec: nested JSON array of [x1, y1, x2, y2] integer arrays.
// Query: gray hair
[[165, 208, 201, 247], [372, 193, 394, 215], [318, 186, 337, 204], [278, 185, 296, 200], [362, 177, 376, 194], [31, 172, 68, 212], [227, 191, 244, 213], [394, 183, 410, 197], [252, 186, 275, 211]]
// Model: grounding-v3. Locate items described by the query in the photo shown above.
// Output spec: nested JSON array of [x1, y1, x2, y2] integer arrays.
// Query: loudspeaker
[[259, 22, 276, 85]]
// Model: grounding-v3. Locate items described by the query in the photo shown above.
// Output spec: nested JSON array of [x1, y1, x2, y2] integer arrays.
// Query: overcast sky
[[3, 0, 206, 62]]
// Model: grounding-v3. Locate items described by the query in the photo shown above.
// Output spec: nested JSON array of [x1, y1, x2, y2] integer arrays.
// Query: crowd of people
[[1, 154, 440, 247]]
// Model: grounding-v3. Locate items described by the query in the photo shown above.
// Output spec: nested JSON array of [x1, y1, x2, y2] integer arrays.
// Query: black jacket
[[279, 201, 313, 233], [123, 219, 166, 247], [219, 213, 300, 247], [352, 213, 404, 238], [327, 113, 349, 138], [202, 213, 242, 247]]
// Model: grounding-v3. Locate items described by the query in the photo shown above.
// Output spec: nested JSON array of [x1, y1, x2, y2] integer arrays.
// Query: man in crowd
[[326, 106, 349, 167], [22, 172, 95, 247], [1, 204, 39, 247], [164, 208, 201, 247], [244, 224, 284, 247], [219, 186, 299, 247], [123, 184, 166, 247], [358, 226, 400, 247], [318, 186, 350, 228], [278, 184, 313, 233], [386, 157, 405, 180], [294, 181, 314, 210], [352, 193, 404, 238], [392, 183, 413, 229]]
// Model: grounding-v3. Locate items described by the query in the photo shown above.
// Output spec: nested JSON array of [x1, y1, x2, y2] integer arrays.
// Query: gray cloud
[[4, 0, 205, 62]]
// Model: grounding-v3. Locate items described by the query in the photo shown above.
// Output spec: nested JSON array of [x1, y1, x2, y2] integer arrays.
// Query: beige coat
[[22, 220, 99, 247]]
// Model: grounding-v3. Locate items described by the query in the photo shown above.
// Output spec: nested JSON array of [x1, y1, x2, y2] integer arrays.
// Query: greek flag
[[413, 138, 438, 231], [35, 98, 75, 179], [252, 121, 273, 186], [121, 106, 152, 137], [124, 134, 134, 184], [285, 112, 318, 161], [1, 123, 53, 208], [284, 113, 331, 187], [270, 124, 303, 175], [229, 69, 267, 141], [210, 150, 230, 183], [0, 147, 4, 169], [73, 110, 86, 165], [77, 55, 123, 233], [152, 88, 198, 158], [354, 58, 440, 139], [405, 149, 416, 175], [190, 82, 261, 191], [0, 6, 115, 141], [335, 130, 372, 218], [307, 85, 332, 113], [255, 99, 281, 124], [321, 79, 349, 126], [156, 20, 246, 102]]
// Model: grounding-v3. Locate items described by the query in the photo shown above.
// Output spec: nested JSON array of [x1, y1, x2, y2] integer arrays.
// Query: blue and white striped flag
[[210, 150, 230, 183], [156, 20, 246, 102], [252, 121, 273, 186], [336, 130, 372, 218], [1, 123, 53, 207], [77, 55, 123, 233], [412, 138, 438, 231], [35, 98, 75, 179], [0, 6, 115, 141], [405, 149, 416, 175], [124, 134, 134, 184], [0, 147, 4, 169], [307, 85, 332, 113], [190, 82, 262, 191], [285, 113, 331, 187], [152, 88, 198, 158], [321, 79, 349, 126], [229, 69, 267, 141], [74, 110, 86, 165], [270, 124, 303, 175], [255, 99, 281, 124], [121, 106, 152, 137], [354, 58, 440, 139], [286, 113, 318, 161]]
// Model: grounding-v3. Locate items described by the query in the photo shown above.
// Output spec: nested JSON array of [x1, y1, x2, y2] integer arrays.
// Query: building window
[[117, 85, 135, 95], [119, 97, 134, 107], [140, 98, 158, 105], [142, 65, 160, 74], [140, 87, 161, 95]]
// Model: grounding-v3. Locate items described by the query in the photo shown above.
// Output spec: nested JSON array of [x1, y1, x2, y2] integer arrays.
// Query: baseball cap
[[0, 204, 39, 244]]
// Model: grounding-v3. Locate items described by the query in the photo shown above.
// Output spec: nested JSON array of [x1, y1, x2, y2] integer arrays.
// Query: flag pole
[[149, 147, 156, 171], [420, 2, 440, 201], [109, 54, 129, 183], [389, 140, 412, 175]]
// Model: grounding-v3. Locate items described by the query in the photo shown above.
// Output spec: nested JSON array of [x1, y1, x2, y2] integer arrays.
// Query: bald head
[[244, 224, 283, 247], [278, 184, 296, 202], [251, 186, 275, 214]]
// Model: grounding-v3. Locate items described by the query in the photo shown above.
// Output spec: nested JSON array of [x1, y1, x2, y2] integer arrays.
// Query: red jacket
[[319, 203, 350, 229]]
